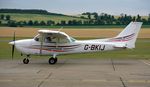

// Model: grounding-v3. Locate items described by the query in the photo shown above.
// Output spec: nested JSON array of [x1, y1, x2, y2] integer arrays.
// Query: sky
[[0, 0, 150, 16]]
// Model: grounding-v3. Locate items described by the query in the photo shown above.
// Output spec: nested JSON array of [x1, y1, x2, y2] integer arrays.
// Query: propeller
[[11, 31, 16, 60]]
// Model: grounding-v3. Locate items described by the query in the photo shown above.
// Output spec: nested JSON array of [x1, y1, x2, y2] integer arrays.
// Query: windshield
[[34, 34, 41, 41], [70, 37, 76, 42]]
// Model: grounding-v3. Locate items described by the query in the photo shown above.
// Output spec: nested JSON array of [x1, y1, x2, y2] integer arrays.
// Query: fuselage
[[9, 38, 121, 56]]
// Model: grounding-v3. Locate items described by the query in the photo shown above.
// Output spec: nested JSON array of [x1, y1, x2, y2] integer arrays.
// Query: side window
[[45, 36, 57, 43], [45, 37, 52, 43], [34, 34, 70, 43], [58, 37, 70, 43], [51, 37, 57, 43]]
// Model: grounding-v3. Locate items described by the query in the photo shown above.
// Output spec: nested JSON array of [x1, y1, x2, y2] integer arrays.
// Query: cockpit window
[[45, 37, 52, 43], [34, 34, 41, 41], [34, 34, 71, 43], [70, 37, 76, 42]]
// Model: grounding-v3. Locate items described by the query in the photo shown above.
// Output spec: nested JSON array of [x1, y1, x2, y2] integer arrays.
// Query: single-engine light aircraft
[[9, 22, 142, 64]]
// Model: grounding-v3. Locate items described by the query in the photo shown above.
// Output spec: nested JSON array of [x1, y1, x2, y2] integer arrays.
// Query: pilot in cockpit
[[45, 37, 52, 43]]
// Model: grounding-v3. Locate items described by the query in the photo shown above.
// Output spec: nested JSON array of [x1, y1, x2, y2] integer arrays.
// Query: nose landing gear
[[23, 58, 29, 64], [23, 55, 30, 64]]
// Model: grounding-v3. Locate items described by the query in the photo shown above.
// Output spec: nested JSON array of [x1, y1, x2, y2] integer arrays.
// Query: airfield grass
[[0, 37, 150, 60], [0, 27, 150, 38]]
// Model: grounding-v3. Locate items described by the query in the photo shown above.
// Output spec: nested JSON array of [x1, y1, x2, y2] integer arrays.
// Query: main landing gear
[[49, 57, 57, 64], [49, 54, 58, 64]]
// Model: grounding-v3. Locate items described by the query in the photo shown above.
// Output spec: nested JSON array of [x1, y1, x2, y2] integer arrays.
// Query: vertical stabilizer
[[115, 22, 142, 48]]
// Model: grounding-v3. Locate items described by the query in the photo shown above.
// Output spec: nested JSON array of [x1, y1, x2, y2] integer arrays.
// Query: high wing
[[38, 30, 68, 38]]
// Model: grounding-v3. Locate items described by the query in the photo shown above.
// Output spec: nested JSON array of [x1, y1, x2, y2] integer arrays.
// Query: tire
[[23, 58, 29, 64], [49, 57, 56, 64]]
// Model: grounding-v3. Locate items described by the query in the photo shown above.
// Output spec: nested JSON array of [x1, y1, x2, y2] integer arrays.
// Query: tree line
[[81, 12, 150, 25], [0, 10, 150, 27], [0, 9, 65, 16]]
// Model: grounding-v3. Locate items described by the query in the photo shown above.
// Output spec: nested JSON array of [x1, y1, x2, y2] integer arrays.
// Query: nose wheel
[[23, 58, 29, 64], [23, 55, 30, 64], [49, 57, 57, 64]]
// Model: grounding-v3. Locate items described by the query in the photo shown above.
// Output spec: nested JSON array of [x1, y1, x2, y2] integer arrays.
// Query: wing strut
[[40, 34, 44, 55]]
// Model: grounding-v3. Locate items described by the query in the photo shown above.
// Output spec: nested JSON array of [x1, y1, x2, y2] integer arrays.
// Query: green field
[[0, 13, 87, 23], [0, 37, 150, 60]]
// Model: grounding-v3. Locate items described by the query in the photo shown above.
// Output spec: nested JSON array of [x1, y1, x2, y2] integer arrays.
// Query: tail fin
[[112, 22, 142, 48]]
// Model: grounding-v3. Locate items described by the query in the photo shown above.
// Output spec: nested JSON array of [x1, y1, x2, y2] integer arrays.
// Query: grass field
[[0, 37, 150, 59], [0, 13, 87, 23]]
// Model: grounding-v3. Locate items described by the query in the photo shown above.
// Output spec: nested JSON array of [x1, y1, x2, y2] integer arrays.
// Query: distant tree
[[40, 21, 46, 25], [7, 20, 17, 27], [0, 21, 1, 25], [0, 9, 65, 16], [6, 15, 10, 20], [77, 20, 82, 25], [132, 16, 136, 21], [116, 20, 121, 25], [22, 21, 27, 25], [80, 16, 86, 19], [92, 12, 98, 20], [72, 20, 79, 25], [87, 13, 91, 19], [28, 20, 33, 25], [83, 12, 91, 19], [136, 14, 141, 22], [148, 17, 150, 24], [83, 21, 89, 25], [47, 20, 51, 25], [0, 14, 4, 20], [56, 22, 60, 25], [17, 21, 24, 27], [68, 20, 73, 25], [60, 20, 66, 25], [141, 18, 147, 24], [33, 20, 39, 25], [47, 20, 55, 26], [89, 20, 94, 25]]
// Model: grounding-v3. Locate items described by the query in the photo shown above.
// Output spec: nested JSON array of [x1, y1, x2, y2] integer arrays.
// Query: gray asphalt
[[0, 58, 150, 87]]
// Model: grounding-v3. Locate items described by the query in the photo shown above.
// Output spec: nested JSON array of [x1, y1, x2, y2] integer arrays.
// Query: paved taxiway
[[0, 58, 150, 87]]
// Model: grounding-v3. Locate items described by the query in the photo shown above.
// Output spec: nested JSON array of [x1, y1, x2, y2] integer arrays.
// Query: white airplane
[[9, 22, 142, 64]]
